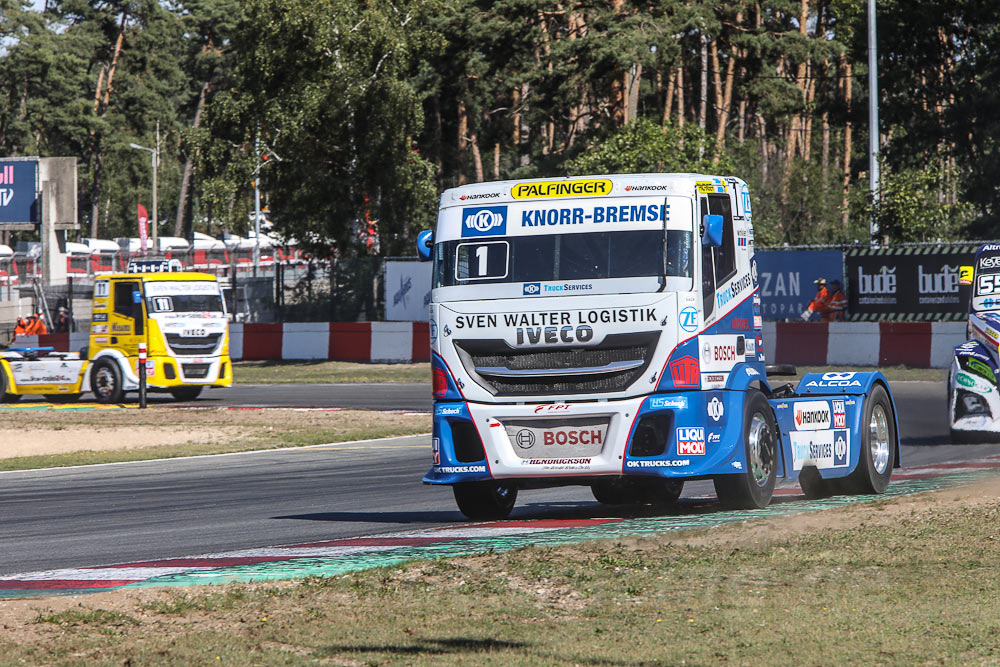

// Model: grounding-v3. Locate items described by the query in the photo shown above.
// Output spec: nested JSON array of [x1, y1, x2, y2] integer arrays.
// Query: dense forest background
[[0, 0, 997, 256]]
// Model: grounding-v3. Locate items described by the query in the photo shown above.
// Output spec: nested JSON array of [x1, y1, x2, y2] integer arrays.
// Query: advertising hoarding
[[385, 260, 432, 321], [845, 245, 977, 321], [755, 250, 843, 320], [0, 159, 39, 224]]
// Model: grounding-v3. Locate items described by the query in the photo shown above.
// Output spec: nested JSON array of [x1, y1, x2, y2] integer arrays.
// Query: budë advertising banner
[[845, 245, 977, 320], [755, 250, 843, 320], [385, 260, 431, 321], [0, 159, 38, 224]]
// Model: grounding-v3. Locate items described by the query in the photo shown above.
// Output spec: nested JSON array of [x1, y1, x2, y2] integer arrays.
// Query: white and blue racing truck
[[417, 174, 899, 519]]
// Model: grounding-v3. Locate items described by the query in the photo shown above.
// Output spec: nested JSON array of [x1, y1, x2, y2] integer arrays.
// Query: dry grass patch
[[2, 477, 1000, 664], [0, 407, 430, 469]]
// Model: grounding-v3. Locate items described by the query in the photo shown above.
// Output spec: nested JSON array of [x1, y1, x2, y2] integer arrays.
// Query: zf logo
[[679, 306, 699, 333], [523, 282, 541, 295]]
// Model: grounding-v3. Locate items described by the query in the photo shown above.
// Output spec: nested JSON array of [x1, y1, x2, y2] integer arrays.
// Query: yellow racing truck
[[0, 266, 233, 403]]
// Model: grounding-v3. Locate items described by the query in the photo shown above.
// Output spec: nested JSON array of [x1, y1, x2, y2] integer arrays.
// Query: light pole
[[130, 122, 160, 250], [868, 0, 880, 245]]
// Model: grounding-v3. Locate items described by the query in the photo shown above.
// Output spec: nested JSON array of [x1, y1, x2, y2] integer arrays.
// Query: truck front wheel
[[90, 359, 124, 404], [714, 390, 777, 509], [453, 481, 517, 520], [170, 386, 203, 402]]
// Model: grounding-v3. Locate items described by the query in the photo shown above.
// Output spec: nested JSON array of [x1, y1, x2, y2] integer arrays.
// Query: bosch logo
[[515, 429, 536, 449], [707, 396, 725, 421]]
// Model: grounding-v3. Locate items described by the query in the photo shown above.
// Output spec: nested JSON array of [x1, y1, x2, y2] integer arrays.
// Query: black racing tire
[[843, 383, 895, 494], [592, 477, 684, 507], [44, 393, 82, 403], [0, 368, 20, 403], [797, 466, 833, 499], [453, 481, 518, 520], [170, 386, 204, 402], [714, 389, 778, 509], [90, 358, 124, 404]]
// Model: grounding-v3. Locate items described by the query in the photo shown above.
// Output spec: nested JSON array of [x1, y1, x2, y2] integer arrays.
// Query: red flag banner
[[137, 204, 148, 252]]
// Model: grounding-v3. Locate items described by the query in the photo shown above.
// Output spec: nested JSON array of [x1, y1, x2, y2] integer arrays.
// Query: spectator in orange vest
[[801, 278, 831, 321], [826, 279, 847, 321], [13, 317, 26, 337], [25, 312, 47, 335]]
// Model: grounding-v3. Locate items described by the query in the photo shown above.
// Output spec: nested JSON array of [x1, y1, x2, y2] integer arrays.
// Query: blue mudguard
[[770, 370, 900, 482]]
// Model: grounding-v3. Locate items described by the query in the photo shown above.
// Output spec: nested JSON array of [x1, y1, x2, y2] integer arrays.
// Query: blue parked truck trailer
[[417, 174, 899, 519]]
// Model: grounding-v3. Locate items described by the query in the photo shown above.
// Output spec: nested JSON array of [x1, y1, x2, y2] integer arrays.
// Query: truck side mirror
[[701, 214, 723, 247], [959, 265, 974, 285], [416, 229, 433, 261]]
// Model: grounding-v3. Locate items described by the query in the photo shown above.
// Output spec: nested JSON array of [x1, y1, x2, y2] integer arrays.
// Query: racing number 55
[[978, 274, 1000, 295]]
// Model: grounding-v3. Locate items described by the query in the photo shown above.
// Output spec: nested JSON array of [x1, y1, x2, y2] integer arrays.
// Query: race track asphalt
[[2, 379, 998, 576]]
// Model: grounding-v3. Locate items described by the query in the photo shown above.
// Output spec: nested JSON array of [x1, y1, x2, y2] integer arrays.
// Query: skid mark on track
[[2, 462, 998, 599]]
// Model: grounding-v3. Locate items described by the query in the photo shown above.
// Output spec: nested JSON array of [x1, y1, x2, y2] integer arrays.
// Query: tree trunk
[[174, 81, 211, 237], [712, 27, 738, 162], [456, 98, 468, 185], [493, 142, 501, 180], [469, 130, 484, 183], [518, 83, 531, 167], [840, 56, 853, 230], [699, 34, 708, 132], [675, 64, 685, 129], [626, 63, 641, 124], [662, 66, 675, 126]]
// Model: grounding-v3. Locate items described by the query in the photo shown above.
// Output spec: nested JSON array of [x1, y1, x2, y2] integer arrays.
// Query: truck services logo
[[511, 179, 612, 199], [462, 206, 507, 237]]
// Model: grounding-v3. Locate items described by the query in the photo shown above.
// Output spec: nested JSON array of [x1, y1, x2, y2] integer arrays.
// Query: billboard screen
[[755, 250, 843, 320], [845, 245, 976, 320], [0, 159, 38, 224]]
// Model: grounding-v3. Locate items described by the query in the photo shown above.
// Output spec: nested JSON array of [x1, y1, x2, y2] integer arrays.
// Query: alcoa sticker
[[806, 372, 863, 389]]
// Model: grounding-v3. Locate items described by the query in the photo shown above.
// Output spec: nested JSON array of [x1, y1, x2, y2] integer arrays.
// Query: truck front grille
[[454, 332, 659, 396], [165, 333, 222, 356], [182, 363, 211, 379]]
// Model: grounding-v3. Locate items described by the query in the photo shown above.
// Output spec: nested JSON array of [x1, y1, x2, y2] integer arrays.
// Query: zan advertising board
[[754, 250, 843, 320], [0, 159, 38, 224], [845, 245, 977, 320]]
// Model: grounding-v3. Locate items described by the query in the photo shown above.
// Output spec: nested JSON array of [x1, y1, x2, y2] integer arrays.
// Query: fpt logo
[[461, 206, 507, 237], [523, 282, 541, 296], [679, 306, 699, 333]]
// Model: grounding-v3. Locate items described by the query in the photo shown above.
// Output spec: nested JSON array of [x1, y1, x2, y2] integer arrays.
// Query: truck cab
[[88, 270, 233, 402], [420, 174, 899, 519]]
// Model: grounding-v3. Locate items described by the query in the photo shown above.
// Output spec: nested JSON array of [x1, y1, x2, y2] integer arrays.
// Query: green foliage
[[0, 0, 997, 248], [564, 118, 734, 176], [871, 164, 976, 243]]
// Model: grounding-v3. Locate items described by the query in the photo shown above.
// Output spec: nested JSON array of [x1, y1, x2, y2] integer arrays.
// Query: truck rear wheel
[[170, 386, 203, 402], [714, 390, 777, 509], [90, 359, 124, 404], [843, 383, 895, 494], [453, 481, 517, 520]]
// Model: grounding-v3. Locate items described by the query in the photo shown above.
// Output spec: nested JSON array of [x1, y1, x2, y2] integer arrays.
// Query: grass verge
[[2, 479, 999, 663], [234, 360, 430, 384], [0, 408, 430, 471]]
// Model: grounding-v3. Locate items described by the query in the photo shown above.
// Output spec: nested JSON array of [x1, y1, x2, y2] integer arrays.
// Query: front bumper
[[424, 391, 750, 486]]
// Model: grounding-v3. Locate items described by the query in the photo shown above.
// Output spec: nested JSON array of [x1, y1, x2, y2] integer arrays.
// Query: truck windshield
[[433, 229, 692, 288], [144, 281, 225, 313]]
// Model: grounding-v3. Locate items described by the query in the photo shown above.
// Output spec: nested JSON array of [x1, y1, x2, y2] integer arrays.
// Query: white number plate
[[182, 328, 208, 337]]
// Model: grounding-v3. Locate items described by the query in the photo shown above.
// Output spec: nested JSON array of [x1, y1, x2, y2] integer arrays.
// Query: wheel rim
[[869, 404, 891, 474], [95, 367, 115, 397], [748, 412, 774, 487]]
